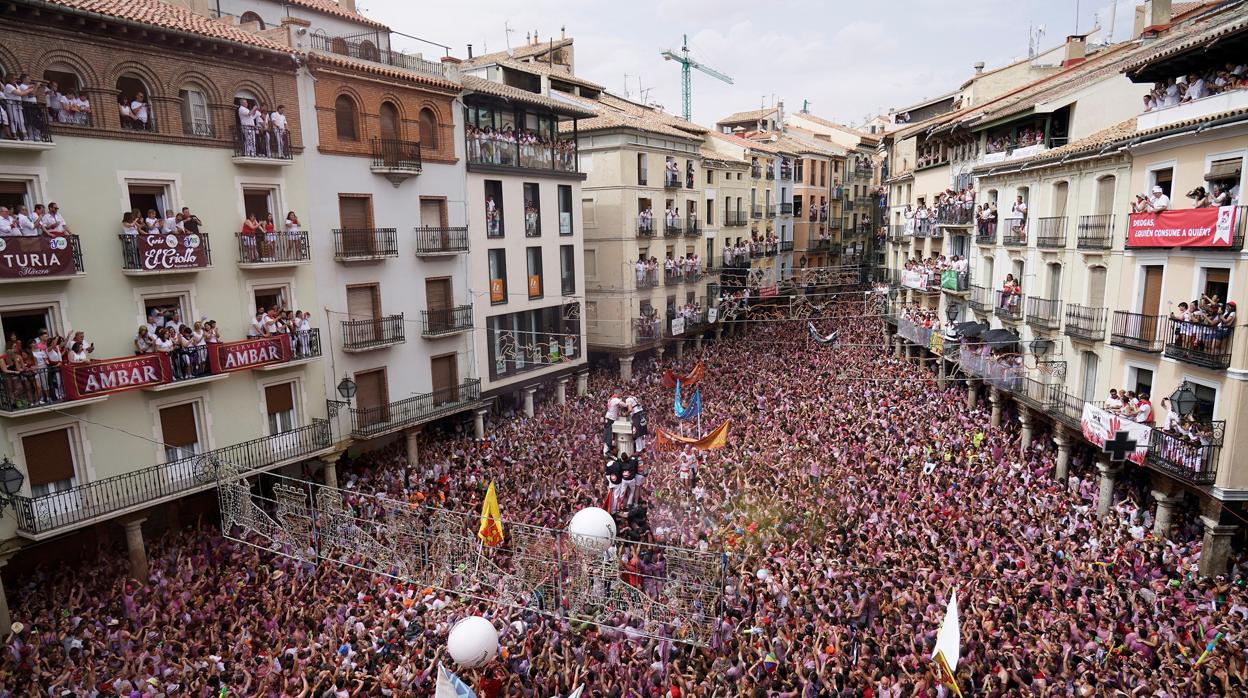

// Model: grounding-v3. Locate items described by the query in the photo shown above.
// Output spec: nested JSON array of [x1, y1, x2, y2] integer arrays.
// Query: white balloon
[[567, 506, 617, 551], [756, 568, 769, 581], [446, 616, 499, 668]]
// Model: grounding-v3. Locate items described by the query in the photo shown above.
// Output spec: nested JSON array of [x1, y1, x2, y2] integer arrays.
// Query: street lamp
[[336, 377, 357, 400], [945, 302, 960, 324], [0, 457, 25, 513], [1169, 381, 1198, 418]]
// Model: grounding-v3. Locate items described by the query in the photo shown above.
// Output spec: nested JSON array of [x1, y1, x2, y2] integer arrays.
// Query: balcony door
[[346, 284, 381, 345], [430, 354, 458, 406], [159, 403, 201, 464], [380, 102, 400, 142], [338, 195, 374, 255], [354, 368, 389, 429], [1087, 266, 1107, 308], [265, 382, 300, 458], [426, 277, 452, 331]]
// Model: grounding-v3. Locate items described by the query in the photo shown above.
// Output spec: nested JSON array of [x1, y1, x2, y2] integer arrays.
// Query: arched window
[[334, 95, 358, 140], [116, 74, 154, 131], [239, 11, 265, 29], [358, 40, 379, 61], [179, 83, 212, 136], [42, 64, 86, 125], [379, 101, 400, 141], [419, 108, 438, 148]]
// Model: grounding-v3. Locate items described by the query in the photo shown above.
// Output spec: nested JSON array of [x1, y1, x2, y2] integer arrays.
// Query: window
[[706, 169, 713, 185], [485, 180, 504, 237], [1080, 351, 1098, 402], [179, 86, 212, 136], [523, 182, 541, 237], [560, 244, 575, 295], [265, 382, 296, 434], [1201, 268, 1230, 303], [637, 153, 648, 186], [1149, 166, 1173, 198], [21, 428, 77, 497], [159, 402, 201, 462], [379, 101, 400, 141], [581, 198, 596, 225], [1128, 366, 1153, 398], [117, 74, 155, 131], [419, 108, 438, 147], [353, 368, 390, 429], [558, 185, 573, 235], [335, 95, 358, 140], [489, 249, 508, 304], [526, 246, 544, 299], [706, 198, 713, 226], [584, 249, 597, 277]]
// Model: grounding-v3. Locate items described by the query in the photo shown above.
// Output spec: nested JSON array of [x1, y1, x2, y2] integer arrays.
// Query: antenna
[[624, 73, 631, 99], [504, 20, 515, 50]]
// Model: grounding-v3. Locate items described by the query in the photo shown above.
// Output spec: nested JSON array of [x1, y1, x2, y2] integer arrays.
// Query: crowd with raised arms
[[3, 293, 1248, 696]]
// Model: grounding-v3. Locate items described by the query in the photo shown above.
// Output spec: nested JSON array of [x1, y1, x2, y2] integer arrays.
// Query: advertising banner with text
[[1127, 206, 1239, 248], [60, 354, 174, 400], [208, 336, 291, 374], [0, 236, 77, 280], [135, 233, 209, 270]]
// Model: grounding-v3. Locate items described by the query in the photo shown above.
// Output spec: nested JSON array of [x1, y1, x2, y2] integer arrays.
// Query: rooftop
[[280, 0, 388, 30], [462, 75, 596, 118], [42, 0, 295, 53], [718, 107, 780, 125], [307, 51, 458, 92]]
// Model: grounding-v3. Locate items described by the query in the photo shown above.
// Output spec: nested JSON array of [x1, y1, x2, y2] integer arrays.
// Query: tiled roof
[[789, 112, 881, 146], [706, 129, 785, 155], [597, 93, 707, 134], [282, 0, 388, 30], [308, 52, 458, 92], [464, 38, 575, 67], [773, 133, 844, 157], [462, 75, 597, 118], [557, 93, 702, 138], [499, 58, 604, 91], [1122, 3, 1248, 75], [718, 107, 778, 124], [44, 0, 295, 53]]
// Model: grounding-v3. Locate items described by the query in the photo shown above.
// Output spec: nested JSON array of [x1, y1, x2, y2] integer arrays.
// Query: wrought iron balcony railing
[[1077, 214, 1114, 250], [1035, 216, 1067, 249], [333, 228, 399, 260], [340, 314, 405, 350], [413, 226, 469, 255], [1064, 305, 1107, 342], [975, 220, 997, 245], [1110, 311, 1163, 352], [1162, 318, 1234, 370], [685, 217, 701, 236], [1146, 422, 1224, 486], [232, 125, 292, 161], [995, 290, 1024, 322], [637, 217, 657, 237], [120, 233, 211, 271], [370, 138, 422, 172], [969, 285, 993, 313], [346, 379, 481, 439], [1025, 296, 1062, 330], [236, 231, 309, 264], [724, 211, 748, 226], [421, 305, 473, 337], [11, 419, 332, 536]]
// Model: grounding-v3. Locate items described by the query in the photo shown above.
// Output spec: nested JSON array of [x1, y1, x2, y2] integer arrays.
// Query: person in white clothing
[[1148, 185, 1170, 213], [0, 207, 15, 236], [129, 92, 149, 130], [39, 202, 70, 236], [15, 205, 38, 236], [270, 105, 288, 157], [237, 99, 257, 156]]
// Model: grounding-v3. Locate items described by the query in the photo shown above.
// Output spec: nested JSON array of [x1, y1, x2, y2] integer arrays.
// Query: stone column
[[473, 408, 488, 440], [1199, 516, 1238, 577], [0, 551, 13, 634], [966, 380, 978, 412], [715, 327, 723, 342], [523, 387, 536, 417], [1151, 490, 1182, 539], [894, 337, 903, 359], [1019, 406, 1034, 451], [556, 378, 568, 405], [404, 428, 419, 468], [619, 355, 634, 382], [321, 457, 339, 489], [675, 338, 685, 360], [1053, 427, 1071, 483], [576, 370, 588, 396], [656, 346, 666, 363], [695, 335, 703, 350], [937, 360, 946, 390], [989, 388, 1002, 428], [1095, 458, 1120, 518], [122, 517, 150, 581]]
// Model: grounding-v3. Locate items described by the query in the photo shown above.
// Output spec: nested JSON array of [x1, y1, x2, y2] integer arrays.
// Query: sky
[[362, 0, 1139, 128]]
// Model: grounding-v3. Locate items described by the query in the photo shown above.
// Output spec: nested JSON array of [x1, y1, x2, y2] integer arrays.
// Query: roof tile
[[46, 0, 295, 53]]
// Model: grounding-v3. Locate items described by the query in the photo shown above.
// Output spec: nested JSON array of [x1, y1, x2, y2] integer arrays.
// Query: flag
[[435, 664, 477, 698], [763, 651, 778, 673], [563, 686, 585, 698], [655, 420, 731, 451], [477, 481, 504, 547], [807, 322, 838, 345], [660, 362, 705, 389], [931, 591, 962, 697], [674, 380, 702, 420]]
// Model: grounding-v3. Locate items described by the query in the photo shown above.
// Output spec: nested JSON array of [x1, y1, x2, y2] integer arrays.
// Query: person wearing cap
[[1148, 185, 1170, 212]]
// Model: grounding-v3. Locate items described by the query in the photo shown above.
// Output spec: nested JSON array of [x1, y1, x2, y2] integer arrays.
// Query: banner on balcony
[[135, 232, 209, 271], [490, 278, 505, 303], [208, 336, 291, 373], [671, 318, 685, 335], [929, 333, 944, 356], [901, 270, 927, 290], [707, 307, 719, 324], [941, 270, 959, 290], [1127, 206, 1239, 248], [0, 236, 77, 279], [759, 285, 778, 298], [1080, 403, 1150, 466], [60, 353, 173, 400]]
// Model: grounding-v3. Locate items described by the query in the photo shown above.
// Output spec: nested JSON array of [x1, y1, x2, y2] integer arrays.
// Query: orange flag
[[477, 481, 504, 547], [655, 420, 731, 451]]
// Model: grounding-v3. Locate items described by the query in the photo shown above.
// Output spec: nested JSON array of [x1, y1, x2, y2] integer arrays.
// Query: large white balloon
[[567, 506, 617, 551], [447, 616, 499, 668]]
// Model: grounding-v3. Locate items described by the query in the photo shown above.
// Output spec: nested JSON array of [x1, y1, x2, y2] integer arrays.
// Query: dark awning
[[982, 329, 1020, 345], [955, 321, 990, 337]]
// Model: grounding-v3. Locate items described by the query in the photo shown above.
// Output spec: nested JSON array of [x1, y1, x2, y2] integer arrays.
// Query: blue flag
[[435, 663, 477, 698], [674, 380, 702, 420]]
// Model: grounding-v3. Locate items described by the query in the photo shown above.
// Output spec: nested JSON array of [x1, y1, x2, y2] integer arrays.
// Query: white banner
[[1080, 403, 1150, 465], [901, 270, 928, 290], [671, 318, 686, 335], [707, 307, 719, 324]]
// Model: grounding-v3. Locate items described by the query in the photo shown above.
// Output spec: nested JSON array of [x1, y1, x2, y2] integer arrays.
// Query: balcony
[[637, 217, 657, 238], [413, 226, 469, 256], [311, 33, 450, 80], [765, 169, 775, 180], [685, 217, 701, 237], [975, 221, 997, 245], [10, 419, 333, 538], [1035, 217, 1067, 249], [780, 240, 794, 253], [779, 202, 794, 216], [1002, 221, 1027, 247], [1064, 305, 1107, 342], [120, 233, 211, 274], [369, 138, 422, 185], [345, 379, 481, 439], [1110, 312, 1163, 352], [236, 231, 309, 267], [751, 206, 763, 219], [1146, 422, 1224, 486], [465, 133, 579, 176], [333, 228, 399, 261], [995, 290, 1024, 323], [750, 165, 762, 178], [1124, 206, 1245, 251], [1025, 296, 1061, 330], [1014, 376, 1064, 413], [724, 211, 747, 226], [940, 270, 970, 294], [779, 165, 793, 181], [421, 305, 473, 338], [664, 220, 683, 237], [936, 205, 973, 226], [806, 239, 831, 253], [888, 225, 908, 244], [969, 285, 993, 314], [912, 219, 932, 239], [340, 314, 406, 352], [664, 171, 681, 189], [1076, 214, 1114, 250], [0, 103, 54, 151], [634, 317, 662, 343], [231, 126, 293, 166], [636, 268, 659, 289], [0, 235, 85, 283], [765, 205, 777, 219], [1138, 87, 1248, 131], [663, 268, 683, 285], [1163, 318, 1234, 370]]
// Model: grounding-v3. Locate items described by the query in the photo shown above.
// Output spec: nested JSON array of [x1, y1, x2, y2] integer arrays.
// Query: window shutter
[[265, 383, 295, 415], [159, 404, 199, 448], [22, 429, 75, 487]]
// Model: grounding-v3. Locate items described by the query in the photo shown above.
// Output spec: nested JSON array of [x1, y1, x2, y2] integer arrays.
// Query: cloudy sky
[[363, 0, 1137, 127]]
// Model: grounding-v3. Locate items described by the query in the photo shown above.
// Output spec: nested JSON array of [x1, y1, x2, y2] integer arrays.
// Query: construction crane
[[661, 34, 733, 121]]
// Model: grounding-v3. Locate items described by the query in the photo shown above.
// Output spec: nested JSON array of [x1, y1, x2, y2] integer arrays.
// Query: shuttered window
[[265, 383, 294, 415], [159, 403, 199, 449], [22, 429, 75, 487]]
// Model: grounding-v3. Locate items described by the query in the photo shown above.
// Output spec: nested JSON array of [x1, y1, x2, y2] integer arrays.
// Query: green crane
[[661, 34, 733, 121]]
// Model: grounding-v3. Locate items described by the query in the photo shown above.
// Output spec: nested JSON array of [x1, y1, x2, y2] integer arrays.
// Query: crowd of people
[[241, 212, 302, 263], [985, 126, 1045, 155], [466, 125, 577, 172], [0, 330, 94, 409], [119, 207, 204, 237], [235, 98, 290, 159], [2, 73, 48, 141], [0, 203, 73, 237], [1167, 295, 1238, 356], [1143, 63, 1246, 112], [4, 293, 1248, 696]]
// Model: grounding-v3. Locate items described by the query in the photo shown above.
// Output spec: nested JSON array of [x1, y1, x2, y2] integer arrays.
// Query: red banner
[[207, 336, 290, 374], [0, 236, 77, 279], [135, 232, 210, 270], [60, 354, 173, 400], [1127, 206, 1239, 248]]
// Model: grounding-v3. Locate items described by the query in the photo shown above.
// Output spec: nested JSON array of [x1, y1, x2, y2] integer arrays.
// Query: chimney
[[561, 26, 566, 40], [777, 100, 785, 131], [1062, 34, 1087, 67], [467, 44, 473, 59], [1133, 4, 1147, 37], [973, 61, 985, 74], [339, 0, 356, 13], [1144, 0, 1173, 33]]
